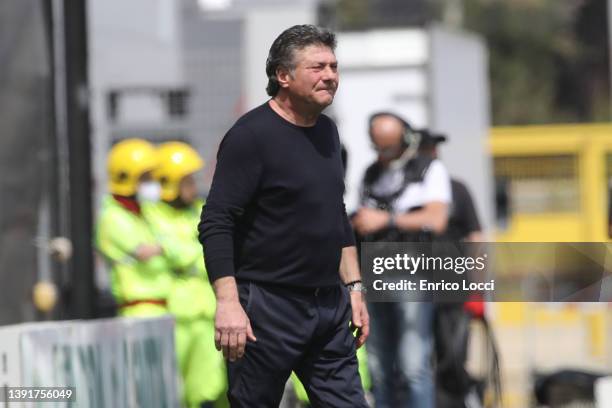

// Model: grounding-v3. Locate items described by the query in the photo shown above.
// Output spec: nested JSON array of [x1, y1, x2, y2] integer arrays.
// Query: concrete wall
[[87, 0, 185, 211], [429, 25, 493, 231]]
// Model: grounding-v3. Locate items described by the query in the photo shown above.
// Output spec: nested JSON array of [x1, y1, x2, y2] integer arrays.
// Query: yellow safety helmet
[[107, 138, 158, 196], [154, 141, 204, 201]]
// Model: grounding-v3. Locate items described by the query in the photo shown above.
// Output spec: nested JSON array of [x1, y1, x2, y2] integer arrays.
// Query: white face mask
[[137, 181, 161, 202]]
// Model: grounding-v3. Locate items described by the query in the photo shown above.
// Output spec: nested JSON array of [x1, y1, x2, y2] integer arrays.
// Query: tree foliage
[[462, 0, 610, 125], [329, 0, 610, 125]]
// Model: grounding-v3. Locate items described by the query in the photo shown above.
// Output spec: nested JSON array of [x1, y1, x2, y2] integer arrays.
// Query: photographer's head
[[369, 112, 412, 166]]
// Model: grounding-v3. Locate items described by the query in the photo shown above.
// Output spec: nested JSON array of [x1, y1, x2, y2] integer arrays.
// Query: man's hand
[[339, 247, 369, 348], [352, 208, 391, 235], [215, 299, 257, 361], [349, 291, 369, 348], [213, 277, 257, 362]]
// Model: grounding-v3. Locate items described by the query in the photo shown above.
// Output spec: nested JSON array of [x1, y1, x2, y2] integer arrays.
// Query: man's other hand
[[215, 299, 257, 362], [349, 291, 369, 348], [352, 208, 391, 235]]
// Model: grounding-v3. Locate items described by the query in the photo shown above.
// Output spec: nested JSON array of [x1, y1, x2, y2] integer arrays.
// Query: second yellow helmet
[[154, 141, 204, 201]]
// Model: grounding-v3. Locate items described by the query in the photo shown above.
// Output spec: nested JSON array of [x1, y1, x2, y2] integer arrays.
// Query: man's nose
[[321, 66, 337, 81]]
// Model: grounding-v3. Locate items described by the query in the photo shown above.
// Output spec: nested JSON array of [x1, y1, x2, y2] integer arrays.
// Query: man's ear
[[276, 66, 291, 89]]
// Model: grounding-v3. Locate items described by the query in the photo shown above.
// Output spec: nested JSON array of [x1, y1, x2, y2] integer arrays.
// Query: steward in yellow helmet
[[142, 141, 226, 408], [95, 138, 173, 317]]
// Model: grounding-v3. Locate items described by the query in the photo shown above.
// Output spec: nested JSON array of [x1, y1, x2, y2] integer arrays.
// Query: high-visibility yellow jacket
[[95, 196, 173, 315], [142, 199, 216, 320]]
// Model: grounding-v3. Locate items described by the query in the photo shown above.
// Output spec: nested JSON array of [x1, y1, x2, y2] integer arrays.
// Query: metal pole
[[51, 0, 71, 249], [62, 0, 95, 318]]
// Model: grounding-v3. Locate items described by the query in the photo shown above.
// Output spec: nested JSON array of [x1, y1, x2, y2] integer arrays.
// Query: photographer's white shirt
[[367, 159, 451, 213]]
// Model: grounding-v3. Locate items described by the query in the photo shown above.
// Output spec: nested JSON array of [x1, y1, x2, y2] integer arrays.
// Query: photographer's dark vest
[[358, 155, 434, 243]]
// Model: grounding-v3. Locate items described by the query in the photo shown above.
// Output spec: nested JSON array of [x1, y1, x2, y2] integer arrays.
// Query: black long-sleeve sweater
[[198, 102, 355, 288]]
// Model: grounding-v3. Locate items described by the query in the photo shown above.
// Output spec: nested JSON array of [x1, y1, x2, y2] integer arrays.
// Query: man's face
[[370, 116, 406, 165], [283, 44, 339, 108]]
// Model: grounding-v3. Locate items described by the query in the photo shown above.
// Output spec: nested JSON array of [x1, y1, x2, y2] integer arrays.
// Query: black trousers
[[227, 281, 368, 408]]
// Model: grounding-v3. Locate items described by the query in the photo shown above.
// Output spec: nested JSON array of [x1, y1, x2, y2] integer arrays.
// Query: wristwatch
[[346, 281, 366, 293]]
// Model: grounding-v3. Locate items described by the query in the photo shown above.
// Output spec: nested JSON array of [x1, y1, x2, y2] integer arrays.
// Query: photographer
[[352, 113, 451, 408]]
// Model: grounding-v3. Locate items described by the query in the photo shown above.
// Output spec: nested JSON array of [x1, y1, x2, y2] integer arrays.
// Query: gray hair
[[265, 24, 337, 96]]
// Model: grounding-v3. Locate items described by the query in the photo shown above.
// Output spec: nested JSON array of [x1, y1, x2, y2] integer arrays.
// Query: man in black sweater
[[198, 25, 369, 407]]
